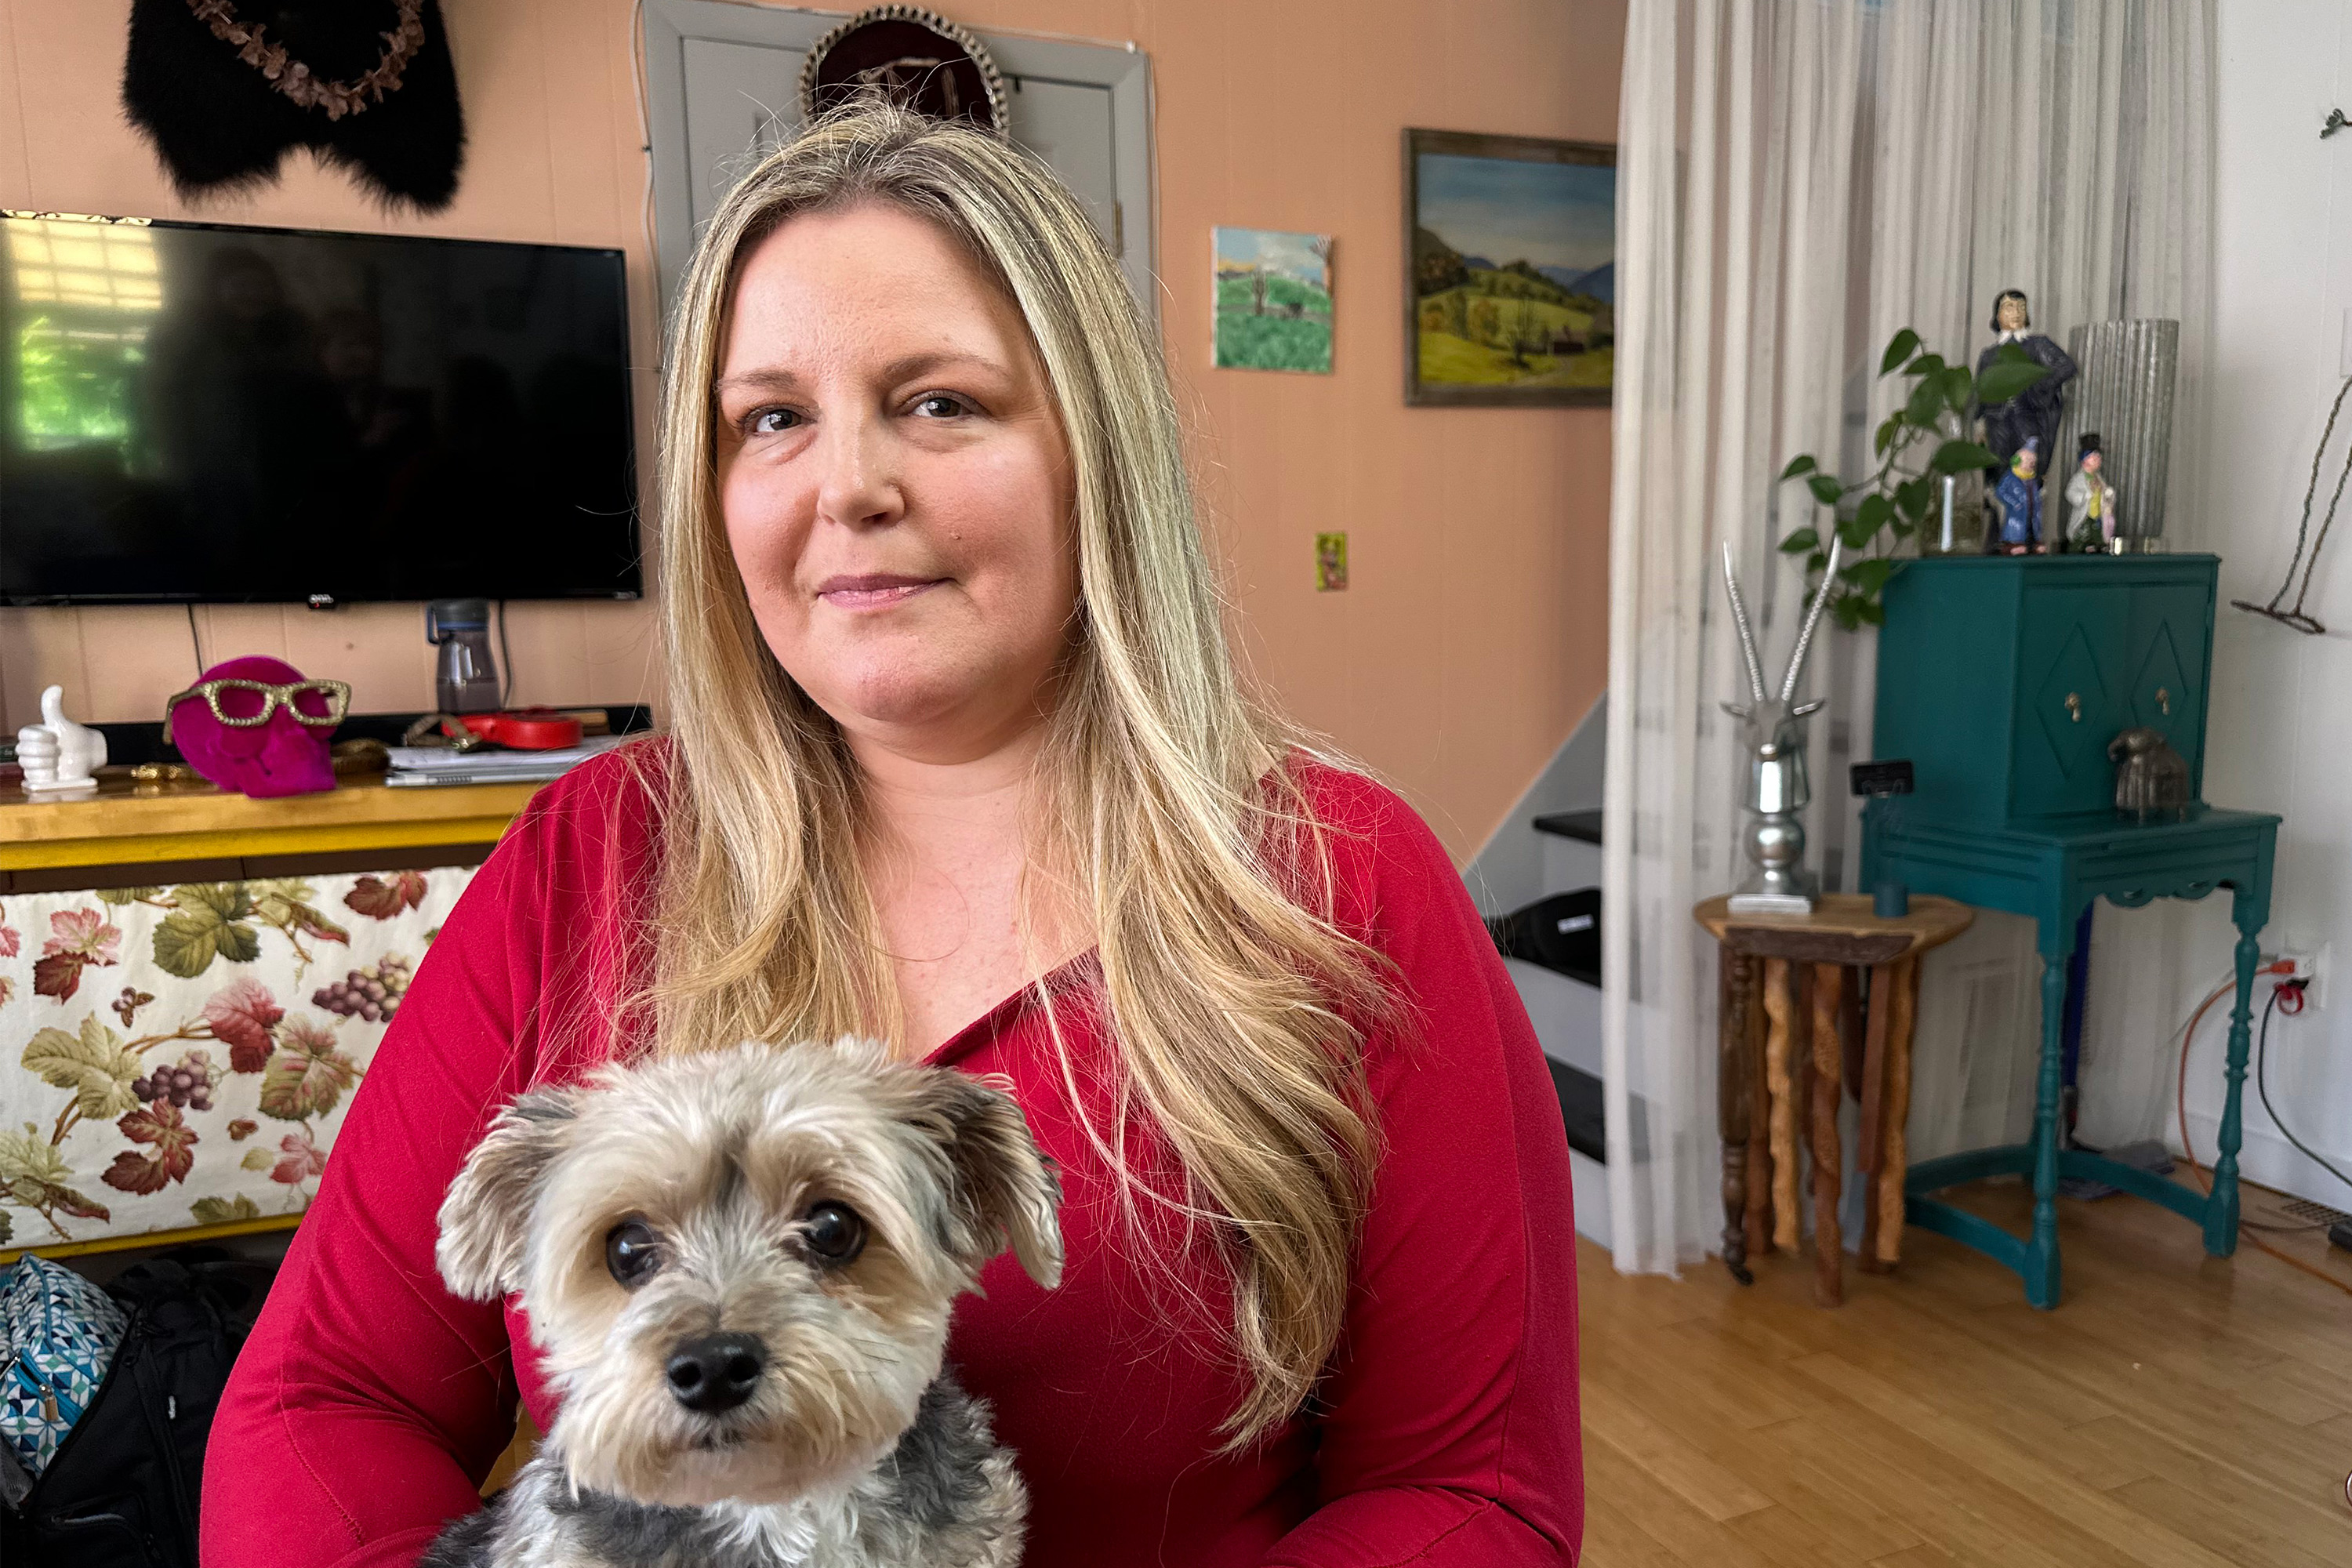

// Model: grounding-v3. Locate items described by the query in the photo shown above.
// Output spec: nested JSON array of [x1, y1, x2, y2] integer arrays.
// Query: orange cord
[[2172, 969, 2352, 1301]]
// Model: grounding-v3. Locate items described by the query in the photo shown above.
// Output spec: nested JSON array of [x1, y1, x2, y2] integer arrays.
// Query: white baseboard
[[2179, 1111, 2352, 1214]]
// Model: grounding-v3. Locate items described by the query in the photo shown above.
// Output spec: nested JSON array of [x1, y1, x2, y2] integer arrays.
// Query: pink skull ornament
[[168, 656, 339, 798]]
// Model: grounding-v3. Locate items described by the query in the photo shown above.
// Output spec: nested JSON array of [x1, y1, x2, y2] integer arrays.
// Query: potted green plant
[[1776, 328, 2052, 628]]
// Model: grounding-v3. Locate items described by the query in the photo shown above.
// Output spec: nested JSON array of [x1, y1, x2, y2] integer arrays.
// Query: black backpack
[[0, 1253, 270, 1568]]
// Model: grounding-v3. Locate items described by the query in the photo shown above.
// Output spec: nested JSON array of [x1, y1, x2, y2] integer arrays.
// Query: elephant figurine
[[2109, 727, 2189, 822]]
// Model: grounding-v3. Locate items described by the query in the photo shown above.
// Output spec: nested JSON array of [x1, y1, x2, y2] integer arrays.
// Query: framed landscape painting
[[1404, 129, 1616, 407]]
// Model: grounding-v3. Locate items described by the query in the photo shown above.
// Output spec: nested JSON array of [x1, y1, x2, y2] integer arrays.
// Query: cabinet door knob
[[2158, 685, 2171, 716], [2066, 692, 2082, 722]]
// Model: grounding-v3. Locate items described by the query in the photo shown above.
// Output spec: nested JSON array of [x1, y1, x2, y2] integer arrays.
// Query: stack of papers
[[386, 733, 633, 787]]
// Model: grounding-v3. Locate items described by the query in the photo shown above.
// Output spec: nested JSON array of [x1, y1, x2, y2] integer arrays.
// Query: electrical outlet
[[2276, 944, 2328, 1008]]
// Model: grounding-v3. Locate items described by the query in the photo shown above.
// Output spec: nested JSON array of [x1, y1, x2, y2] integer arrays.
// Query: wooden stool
[[1694, 893, 1973, 1305]]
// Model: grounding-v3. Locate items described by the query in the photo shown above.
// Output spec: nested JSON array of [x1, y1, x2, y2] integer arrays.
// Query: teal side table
[[1860, 805, 2277, 1308], [1864, 554, 2277, 1308]]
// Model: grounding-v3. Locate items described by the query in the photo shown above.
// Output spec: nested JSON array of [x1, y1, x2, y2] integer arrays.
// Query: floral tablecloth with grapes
[[0, 867, 476, 1253]]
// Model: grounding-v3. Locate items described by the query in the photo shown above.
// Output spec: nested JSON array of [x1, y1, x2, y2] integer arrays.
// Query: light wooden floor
[[1577, 1175, 2352, 1567]]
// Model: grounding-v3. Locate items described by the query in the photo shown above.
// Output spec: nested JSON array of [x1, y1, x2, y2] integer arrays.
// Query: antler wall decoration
[[2232, 372, 2352, 635], [1722, 536, 1843, 914]]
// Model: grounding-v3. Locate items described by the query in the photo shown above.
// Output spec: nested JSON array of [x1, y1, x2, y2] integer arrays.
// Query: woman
[[201, 103, 1581, 1566]]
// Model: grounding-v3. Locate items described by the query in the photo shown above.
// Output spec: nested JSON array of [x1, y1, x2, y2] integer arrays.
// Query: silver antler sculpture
[[1721, 535, 1842, 913]]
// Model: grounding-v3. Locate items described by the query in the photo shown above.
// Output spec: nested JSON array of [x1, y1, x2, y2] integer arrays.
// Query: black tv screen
[[0, 213, 639, 604]]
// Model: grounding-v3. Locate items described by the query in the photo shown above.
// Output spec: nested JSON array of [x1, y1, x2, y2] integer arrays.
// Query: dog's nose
[[666, 1332, 766, 1414]]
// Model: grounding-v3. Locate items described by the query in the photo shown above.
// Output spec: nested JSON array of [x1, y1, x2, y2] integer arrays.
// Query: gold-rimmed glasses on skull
[[164, 677, 351, 728]]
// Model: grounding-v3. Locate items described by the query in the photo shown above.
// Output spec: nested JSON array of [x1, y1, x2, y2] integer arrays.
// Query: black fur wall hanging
[[122, 0, 466, 212]]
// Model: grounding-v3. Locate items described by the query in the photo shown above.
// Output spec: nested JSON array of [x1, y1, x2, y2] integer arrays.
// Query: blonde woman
[[204, 103, 1581, 1566]]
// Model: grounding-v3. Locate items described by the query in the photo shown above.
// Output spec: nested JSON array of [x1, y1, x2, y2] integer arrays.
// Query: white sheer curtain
[[1602, 0, 2218, 1275]]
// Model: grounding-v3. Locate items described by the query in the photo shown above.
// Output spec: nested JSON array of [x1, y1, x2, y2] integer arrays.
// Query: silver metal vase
[[2059, 318, 2180, 553], [1720, 537, 1842, 914]]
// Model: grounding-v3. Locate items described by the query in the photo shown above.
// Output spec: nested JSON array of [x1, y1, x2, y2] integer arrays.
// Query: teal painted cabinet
[[1862, 552, 2278, 1310], [1872, 555, 2216, 822]]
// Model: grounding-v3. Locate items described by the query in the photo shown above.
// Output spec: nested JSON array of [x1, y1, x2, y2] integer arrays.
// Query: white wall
[[2165, 2, 2352, 1212]]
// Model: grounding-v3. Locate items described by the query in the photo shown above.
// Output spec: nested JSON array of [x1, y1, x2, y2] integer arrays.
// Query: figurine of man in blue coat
[[1993, 439, 2045, 554], [1977, 289, 2076, 492]]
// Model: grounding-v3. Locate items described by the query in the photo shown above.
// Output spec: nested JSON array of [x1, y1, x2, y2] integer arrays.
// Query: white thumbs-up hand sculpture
[[17, 685, 107, 793]]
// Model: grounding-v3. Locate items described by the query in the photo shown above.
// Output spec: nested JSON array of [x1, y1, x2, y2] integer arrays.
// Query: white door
[[644, 2, 1154, 314], [677, 36, 798, 224]]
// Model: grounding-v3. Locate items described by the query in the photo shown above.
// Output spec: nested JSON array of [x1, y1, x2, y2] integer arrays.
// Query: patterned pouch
[[0, 1254, 128, 1480]]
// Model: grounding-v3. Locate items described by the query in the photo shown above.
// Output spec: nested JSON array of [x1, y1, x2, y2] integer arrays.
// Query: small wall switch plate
[[1314, 531, 1348, 591]]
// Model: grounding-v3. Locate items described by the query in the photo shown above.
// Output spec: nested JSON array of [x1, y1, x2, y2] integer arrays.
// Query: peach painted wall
[[0, 0, 1621, 862]]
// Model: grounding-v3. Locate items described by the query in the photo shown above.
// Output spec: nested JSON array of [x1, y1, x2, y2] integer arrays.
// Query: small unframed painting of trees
[[1213, 227, 1334, 374]]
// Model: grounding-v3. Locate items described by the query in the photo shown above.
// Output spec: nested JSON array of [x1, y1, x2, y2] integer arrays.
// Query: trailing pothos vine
[[1776, 327, 2052, 628]]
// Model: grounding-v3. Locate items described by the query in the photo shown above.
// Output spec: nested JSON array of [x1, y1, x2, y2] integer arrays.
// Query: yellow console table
[[0, 775, 545, 1264], [0, 775, 542, 874]]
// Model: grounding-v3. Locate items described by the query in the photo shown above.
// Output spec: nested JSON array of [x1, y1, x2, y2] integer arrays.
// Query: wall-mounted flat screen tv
[[0, 212, 638, 604]]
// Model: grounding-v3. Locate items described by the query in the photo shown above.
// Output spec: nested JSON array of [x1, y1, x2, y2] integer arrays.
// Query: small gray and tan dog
[[422, 1040, 1063, 1568]]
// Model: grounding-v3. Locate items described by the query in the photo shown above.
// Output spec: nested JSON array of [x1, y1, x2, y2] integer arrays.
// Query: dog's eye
[[605, 1220, 663, 1287], [801, 1202, 866, 1264]]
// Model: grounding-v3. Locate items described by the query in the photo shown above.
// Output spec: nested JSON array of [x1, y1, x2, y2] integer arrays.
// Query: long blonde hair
[[647, 100, 1386, 1448]]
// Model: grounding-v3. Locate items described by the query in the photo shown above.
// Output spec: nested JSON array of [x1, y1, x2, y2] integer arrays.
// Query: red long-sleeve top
[[199, 751, 1583, 1566]]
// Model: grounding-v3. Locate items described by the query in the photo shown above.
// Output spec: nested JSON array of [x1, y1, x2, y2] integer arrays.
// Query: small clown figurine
[[2066, 432, 2119, 552], [1994, 438, 2044, 554]]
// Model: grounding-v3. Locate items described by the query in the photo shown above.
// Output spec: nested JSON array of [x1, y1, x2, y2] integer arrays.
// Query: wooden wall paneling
[[579, 598, 662, 712], [75, 605, 196, 723], [483, 601, 581, 711], [281, 603, 437, 714], [0, 608, 84, 728], [0, 2, 32, 198], [194, 605, 291, 673]]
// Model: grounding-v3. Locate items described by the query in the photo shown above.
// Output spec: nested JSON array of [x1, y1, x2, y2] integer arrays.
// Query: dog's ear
[[903, 1073, 1064, 1290], [436, 1089, 580, 1301]]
